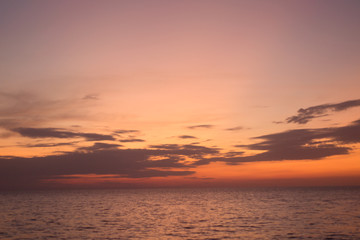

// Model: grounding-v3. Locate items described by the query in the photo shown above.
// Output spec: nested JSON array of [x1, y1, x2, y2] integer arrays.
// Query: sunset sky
[[1, 0, 360, 190]]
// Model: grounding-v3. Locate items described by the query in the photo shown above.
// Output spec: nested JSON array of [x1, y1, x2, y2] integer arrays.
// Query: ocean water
[[0, 187, 360, 239]]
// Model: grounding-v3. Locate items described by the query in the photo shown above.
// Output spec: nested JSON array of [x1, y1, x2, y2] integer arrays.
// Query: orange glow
[[1, 1, 360, 190]]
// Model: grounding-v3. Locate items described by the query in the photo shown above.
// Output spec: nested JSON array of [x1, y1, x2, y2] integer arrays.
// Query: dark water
[[1, 187, 360, 239]]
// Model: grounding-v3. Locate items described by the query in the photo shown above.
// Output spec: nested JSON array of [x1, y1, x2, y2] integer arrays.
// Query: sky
[[1, 0, 360, 190]]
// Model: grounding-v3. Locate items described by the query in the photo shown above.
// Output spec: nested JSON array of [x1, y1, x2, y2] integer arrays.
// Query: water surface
[[1, 187, 360, 239]]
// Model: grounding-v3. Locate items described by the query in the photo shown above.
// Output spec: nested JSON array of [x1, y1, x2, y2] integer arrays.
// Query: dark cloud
[[77, 133, 115, 141], [187, 124, 214, 129], [149, 144, 181, 150], [11, 127, 115, 141], [148, 144, 220, 157], [2, 118, 360, 190], [178, 135, 197, 139], [13, 127, 77, 138], [286, 99, 360, 124], [77, 142, 123, 152], [0, 142, 224, 190], [329, 119, 360, 144], [0, 146, 201, 190], [193, 119, 360, 166], [225, 126, 243, 131], [24, 142, 77, 148], [224, 151, 244, 157], [233, 145, 245, 148], [119, 138, 145, 143], [114, 130, 140, 134], [184, 177, 215, 180]]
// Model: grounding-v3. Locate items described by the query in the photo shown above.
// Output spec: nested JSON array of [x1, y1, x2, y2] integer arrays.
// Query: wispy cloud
[[12, 127, 115, 141], [286, 99, 360, 124], [225, 126, 243, 131], [0, 91, 100, 129], [24, 142, 78, 148], [148, 144, 220, 157], [178, 135, 197, 139], [224, 151, 244, 157], [114, 130, 140, 134], [82, 94, 99, 100], [119, 138, 145, 143], [77, 142, 122, 152], [187, 124, 214, 129]]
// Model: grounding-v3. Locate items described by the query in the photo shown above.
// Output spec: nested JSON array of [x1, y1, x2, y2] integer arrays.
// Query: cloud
[[178, 135, 197, 139], [225, 126, 243, 131], [148, 144, 220, 157], [224, 151, 244, 157], [77, 142, 123, 151], [82, 94, 99, 100], [193, 119, 360, 166], [148, 144, 185, 150], [0, 142, 224, 190], [187, 124, 214, 129], [24, 142, 78, 148], [119, 138, 145, 143], [329, 119, 360, 144], [0, 129, 14, 138], [2, 117, 360, 190], [114, 130, 140, 134], [184, 177, 215, 180], [286, 99, 360, 124], [0, 147, 196, 190], [0, 91, 95, 129], [12, 127, 115, 141]]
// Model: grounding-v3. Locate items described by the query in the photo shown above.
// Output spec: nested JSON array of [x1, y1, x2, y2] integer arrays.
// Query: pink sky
[[1, 0, 360, 190]]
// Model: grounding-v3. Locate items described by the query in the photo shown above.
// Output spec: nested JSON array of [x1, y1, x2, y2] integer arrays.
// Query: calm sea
[[0, 187, 360, 239]]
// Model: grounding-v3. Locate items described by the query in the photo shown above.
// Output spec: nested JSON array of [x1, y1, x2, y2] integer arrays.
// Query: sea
[[0, 187, 360, 239]]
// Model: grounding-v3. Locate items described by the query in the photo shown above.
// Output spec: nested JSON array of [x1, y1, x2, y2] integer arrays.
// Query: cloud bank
[[0, 143, 222, 190], [194, 119, 360, 166]]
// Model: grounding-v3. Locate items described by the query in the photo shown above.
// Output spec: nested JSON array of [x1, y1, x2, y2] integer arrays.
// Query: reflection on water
[[1, 187, 360, 239]]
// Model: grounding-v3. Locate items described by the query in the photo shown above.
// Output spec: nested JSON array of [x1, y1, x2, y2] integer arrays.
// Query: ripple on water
[[0, 187, 360, 239]]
